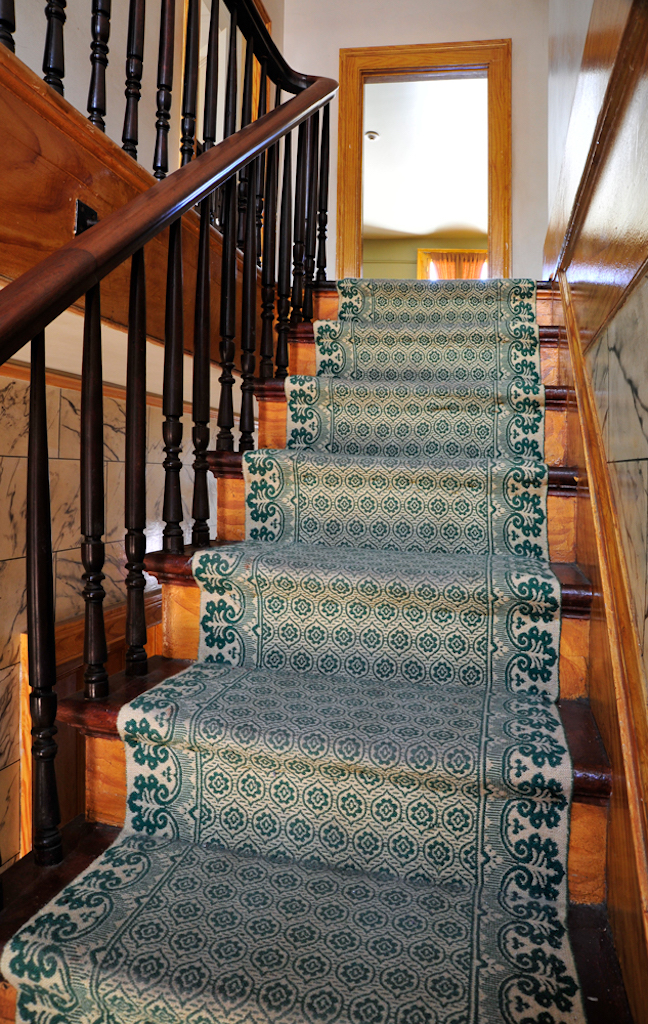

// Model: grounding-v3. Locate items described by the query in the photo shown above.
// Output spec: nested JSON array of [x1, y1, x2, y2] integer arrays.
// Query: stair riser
[[84, 713, 603, 904], [217, 474, 577, 562], [257, 394, 569, 467]]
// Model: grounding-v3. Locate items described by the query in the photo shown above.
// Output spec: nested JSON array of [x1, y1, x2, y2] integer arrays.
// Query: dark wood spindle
[[81, 285, 109, 700], [239, 154, 258, 452], [162, 218, 184, 551], [28, 331, 62, 866], [290, 119, 311, 327], [87, 0, 111, 130], [237, 37, 254, 250], [153, 0, 175, 180], [216, 8, 238, 451], [260, 85, 280, 380], [192, 199, 211, 546], [302, 110, 319, 323], [316, 102, 330, 283], [255, 62, 268, 263], [202, 0, 219, 150], [122, 0, 145, 159], [125, 249, 148, 675], [0, 0, 15, 51], [180, 0, 199, 165], [43, 0, 66, 95], [275, 130, 292, 379]]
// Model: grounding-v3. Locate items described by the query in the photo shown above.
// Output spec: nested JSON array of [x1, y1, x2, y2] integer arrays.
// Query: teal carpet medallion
[[1, 279, 587, 1023]]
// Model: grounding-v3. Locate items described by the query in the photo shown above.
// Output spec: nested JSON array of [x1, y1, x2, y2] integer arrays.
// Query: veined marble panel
[[49, 459, 81, 553], [0, 558, 26, 668], [103, 396, 126, 463], [0, 761, 19, 871], [55, 540, 128, 622], [609, 460, 648, 650], [0, 379, 59, 458], [0, 457, 27, 561], [105, 461, 126, 544], [607, 272, 648, 463], [585, 329, 609, 451], [59, 389, 81, 459], [146, 405, 165, 465], [0, 665, 19, 771], [145, 463, 165, 551]]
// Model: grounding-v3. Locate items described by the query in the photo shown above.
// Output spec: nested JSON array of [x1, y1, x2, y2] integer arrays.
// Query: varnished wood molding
[[559, 269, 648, 1018], [337, 41, 511, 279]]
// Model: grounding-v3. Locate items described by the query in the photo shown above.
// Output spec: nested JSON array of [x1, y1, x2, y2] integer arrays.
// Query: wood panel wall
[[0, 44, 258, 359], [545, 2, 648, 1019]]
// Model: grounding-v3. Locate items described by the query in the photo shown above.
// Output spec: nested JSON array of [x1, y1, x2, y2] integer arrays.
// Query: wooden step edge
[[559, 699, 612, 804], [145, 549, 594, 619], [57, 655, 192, 738], [284, 324, 563, 345], [206, 450, 578, 495]]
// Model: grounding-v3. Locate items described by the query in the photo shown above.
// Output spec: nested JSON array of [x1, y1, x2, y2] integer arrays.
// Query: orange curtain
[[428, 250, 488, 280]]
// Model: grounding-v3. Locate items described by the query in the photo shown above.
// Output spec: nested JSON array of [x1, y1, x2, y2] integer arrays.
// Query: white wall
[[283, 0, 549, 279], [547, 0, 593, 219]]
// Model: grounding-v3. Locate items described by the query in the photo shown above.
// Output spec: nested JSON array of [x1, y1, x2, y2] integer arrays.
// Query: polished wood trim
[[560, 269, 648, 1019], [337, 41, 511, 279], [0, 74, 338, 364]]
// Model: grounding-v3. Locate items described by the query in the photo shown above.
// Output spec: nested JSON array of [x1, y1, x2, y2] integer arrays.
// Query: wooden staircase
[[0, 280, 636, 1022]]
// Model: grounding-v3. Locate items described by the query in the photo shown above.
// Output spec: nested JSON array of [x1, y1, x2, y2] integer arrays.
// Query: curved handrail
[[222, 0, 309, 94], [0, 73, 337, 365]]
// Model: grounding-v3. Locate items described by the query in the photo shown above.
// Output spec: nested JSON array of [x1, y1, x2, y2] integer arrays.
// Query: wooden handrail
[[0, 74, 337, 366]]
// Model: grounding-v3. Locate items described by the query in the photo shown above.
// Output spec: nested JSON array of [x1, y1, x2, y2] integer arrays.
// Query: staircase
[[0, 277, 632, 1023]]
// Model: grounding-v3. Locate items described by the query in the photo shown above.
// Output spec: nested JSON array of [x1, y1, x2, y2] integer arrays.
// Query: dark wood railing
[[0, 0, 335, 866]]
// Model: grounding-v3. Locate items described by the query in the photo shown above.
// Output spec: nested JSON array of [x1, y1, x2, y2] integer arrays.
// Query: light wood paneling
[[0, 43, 251, 355], [313, 290, 339, 321], [337, 41, 511, 279], [0, 981, 16, 1024], [162, 583, 200, 660], [560, 618, 590, 700], [258, 397, 288, 449], [85, 735, 126, 827], [217, 476, 246, 542], [548, 494, 577, 562], [545, 408, 568, 466], [288, 339, 317, 376], [569, 801, 608, 904], [561, 271, 648, 1023]]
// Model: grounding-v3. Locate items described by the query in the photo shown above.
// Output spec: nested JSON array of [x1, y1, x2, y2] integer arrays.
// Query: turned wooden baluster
[[125, 249, 148, 674], [239, 153, 258, 452], [190, 0, 218, 545], [43, 0, 66, 95], [302, 110, 319, 323], [162, 219, 185, 551], [255, 62, 268, 264], [122, 0, 145, 159], [87, 0, 111, 130], [275, 130, 292, 379], [180, 0, 199, 165], [316, 102, 330, 282], [260, 85, 280, 380], [153, 0, 174, 180], [216, 8, 237, 451], [28, 331, 62, 866], [237, 37, 254, 250], [81, 285, 109, 700], [290, 118, 311, 327], [0, 0, 15, 51]]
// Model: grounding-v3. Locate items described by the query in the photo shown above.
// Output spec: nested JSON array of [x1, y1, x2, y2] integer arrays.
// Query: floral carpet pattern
[[2, 279, 585, 1023]]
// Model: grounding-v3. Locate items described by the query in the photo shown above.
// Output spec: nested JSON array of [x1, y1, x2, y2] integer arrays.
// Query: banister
[[221, 0, 309, 95], [0, 73, 337, 366]]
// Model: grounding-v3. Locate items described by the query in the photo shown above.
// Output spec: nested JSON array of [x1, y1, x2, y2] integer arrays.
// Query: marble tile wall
[[0, 375, 219, 873], [585, 268, 648, 698]]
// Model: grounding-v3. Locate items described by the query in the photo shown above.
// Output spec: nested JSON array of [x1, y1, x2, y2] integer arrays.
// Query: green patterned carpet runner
[[2, 279, 586, 1023]]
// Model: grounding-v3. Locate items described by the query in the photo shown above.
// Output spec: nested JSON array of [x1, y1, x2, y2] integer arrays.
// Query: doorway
[[337, 41, 512, 280]]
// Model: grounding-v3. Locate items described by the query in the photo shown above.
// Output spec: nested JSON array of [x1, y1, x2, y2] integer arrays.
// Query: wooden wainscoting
[[19, 591, 163, 858]]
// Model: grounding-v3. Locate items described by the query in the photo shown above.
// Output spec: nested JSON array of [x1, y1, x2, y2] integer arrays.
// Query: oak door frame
[[337, 40, 512, 279]]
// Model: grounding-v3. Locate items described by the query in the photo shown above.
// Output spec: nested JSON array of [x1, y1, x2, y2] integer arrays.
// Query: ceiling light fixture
[[365, 130, 380, 141]]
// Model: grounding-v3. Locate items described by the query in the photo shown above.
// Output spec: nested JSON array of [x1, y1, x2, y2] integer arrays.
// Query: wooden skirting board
[[560, 270, 648, 1022]]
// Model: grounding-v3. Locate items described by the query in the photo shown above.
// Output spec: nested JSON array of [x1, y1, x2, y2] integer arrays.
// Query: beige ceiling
[[362, 77, 489, 239]]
